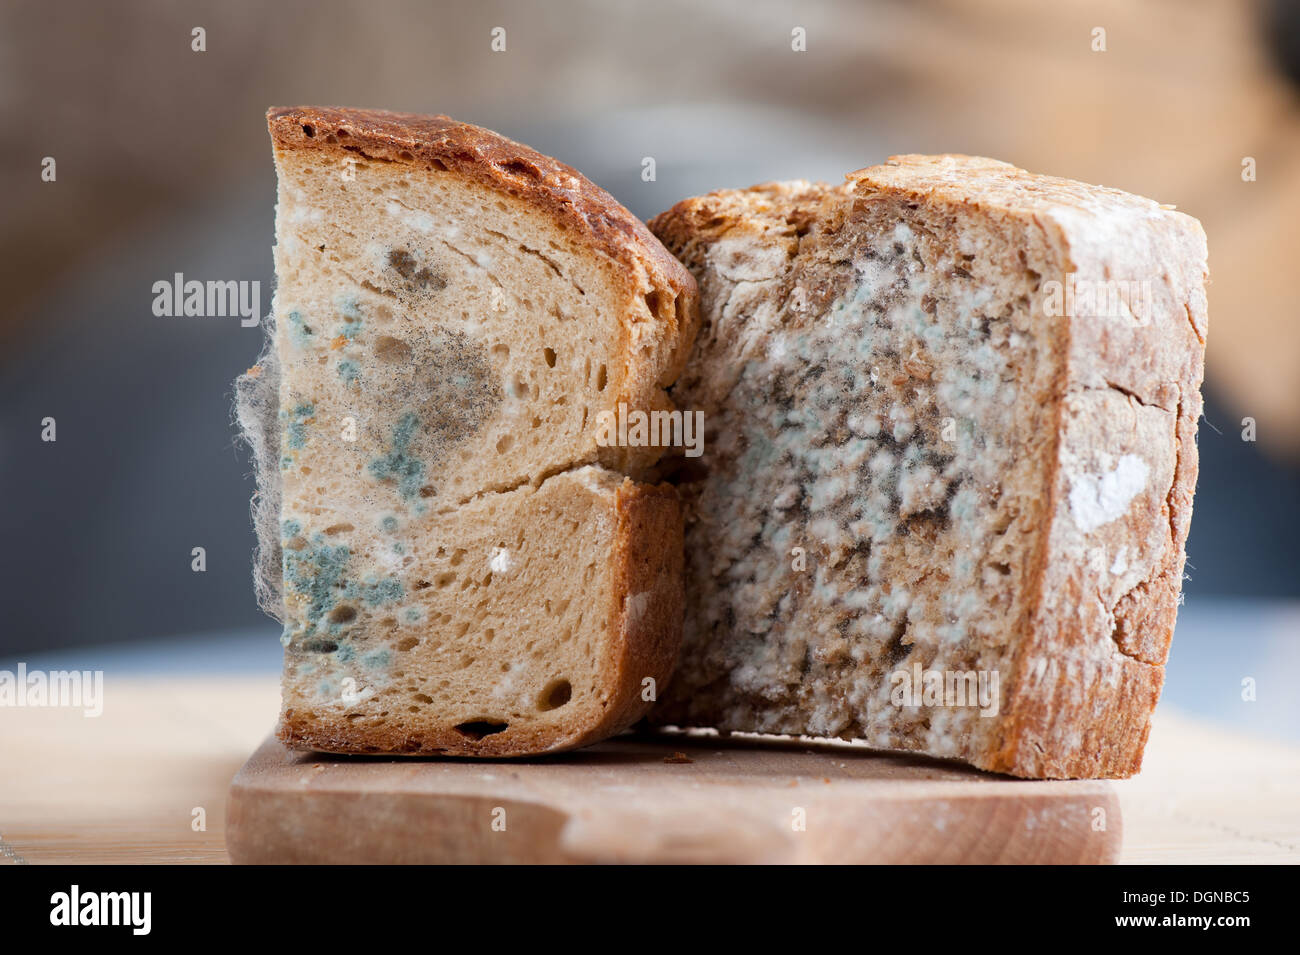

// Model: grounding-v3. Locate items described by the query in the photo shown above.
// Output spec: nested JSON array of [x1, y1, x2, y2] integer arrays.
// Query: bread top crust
[[267, 106, 696, 309], [855, 154, 1192, 225], [648, 180, 849, 259]]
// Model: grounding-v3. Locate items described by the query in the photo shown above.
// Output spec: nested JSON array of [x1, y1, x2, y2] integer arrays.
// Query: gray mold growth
[[233, 312, 284, 621]]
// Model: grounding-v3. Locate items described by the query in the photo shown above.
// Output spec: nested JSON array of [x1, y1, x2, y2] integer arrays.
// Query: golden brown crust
[[578, 480, 684, 743], [648, 180, 847, 271]]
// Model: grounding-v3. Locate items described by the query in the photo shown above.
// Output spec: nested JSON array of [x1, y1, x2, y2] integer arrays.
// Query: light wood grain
[[227, 734, 1120, 864], [1, 676, 1296, 863]]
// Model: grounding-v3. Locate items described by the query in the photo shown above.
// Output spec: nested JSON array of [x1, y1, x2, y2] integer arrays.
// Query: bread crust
[[650, 155, 1207, 779]]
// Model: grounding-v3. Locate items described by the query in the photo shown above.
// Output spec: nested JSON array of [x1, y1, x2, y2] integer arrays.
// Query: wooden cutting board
[[227, 731, 1121, 863]]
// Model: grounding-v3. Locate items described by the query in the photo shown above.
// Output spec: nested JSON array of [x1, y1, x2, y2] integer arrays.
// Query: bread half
[[240, 107, 697, 756], [649, 156, 1207, 779]]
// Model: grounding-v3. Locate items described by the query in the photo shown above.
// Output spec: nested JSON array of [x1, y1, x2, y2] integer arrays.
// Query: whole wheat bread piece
[[648, 156, 1207, 779], [237, 107, 697, 756]]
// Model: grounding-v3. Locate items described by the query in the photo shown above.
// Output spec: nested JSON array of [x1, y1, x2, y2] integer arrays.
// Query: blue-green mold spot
[[287, 310, 314, 347], [283, 532, 350, 634], [368, 412, 425, 501], [282, 402, 315, 452]]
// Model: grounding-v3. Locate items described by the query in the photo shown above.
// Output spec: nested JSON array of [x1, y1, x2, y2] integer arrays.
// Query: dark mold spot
[[363, 326, 502, 502], [386, 248, 447, 294]]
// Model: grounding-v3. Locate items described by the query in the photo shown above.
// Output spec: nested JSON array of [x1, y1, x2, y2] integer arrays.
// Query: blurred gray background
[[0, 0, 1297, 737]]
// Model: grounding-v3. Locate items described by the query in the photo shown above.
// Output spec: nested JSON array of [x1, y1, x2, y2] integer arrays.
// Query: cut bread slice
[[648, 156, 1207, 779], [278, 466, 682, 756], [240, 107, 697, 756]]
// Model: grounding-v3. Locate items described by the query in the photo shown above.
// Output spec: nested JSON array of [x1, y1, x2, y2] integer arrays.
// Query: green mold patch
[[368, 411, 426, 501], [281, 402, 316, 452], [337, 359, 360, 386], [281, 521, 406, 649], [342, 575, 404, 607], [335, 294, 362, 320], [283, 531, 350, 635], [287, 310, 315, 348]]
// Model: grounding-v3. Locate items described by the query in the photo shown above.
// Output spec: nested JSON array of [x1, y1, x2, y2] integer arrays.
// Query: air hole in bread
[[538, 679, 572, 711], [496, 434, 514, 454], [499, 158, 540, 180], [595, 365, 607, 391], [396, 636, 419, 651], [374, 335, 413, 363], [454, 720, 509, 740], [644, 290, 660, 317], [328, 605, 357, 624], [543, 347, 557, 368], [323, 523, 354, 535], [301, 124, 315, 137]]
